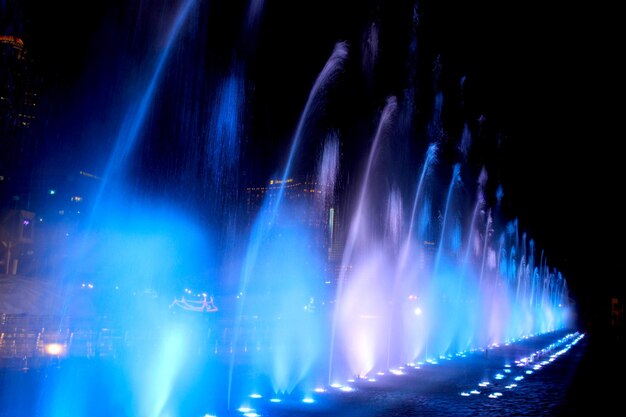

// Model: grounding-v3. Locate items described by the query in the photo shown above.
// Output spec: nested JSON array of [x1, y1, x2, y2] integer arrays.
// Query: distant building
[[246, 177, 341, 286], [246, 177, 333, 230], [0, 35, 37, 132], [0, 209, 35, 274], [1, 33, 40, 209]]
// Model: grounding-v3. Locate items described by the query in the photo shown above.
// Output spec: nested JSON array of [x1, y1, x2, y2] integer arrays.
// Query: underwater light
[[249, 394, 262, 399], [330, 383, 342, 388], [44, 343, 64, 356], [302, 397, 315, 403], [478, 382, 490, 387], [368, 378, 376, 382], [314, 387, 326, 393], [460, 392, 470, 396], [414, 307, 423, 316], [390, 369, 404, 375], [237, 407, 252, 413], [269, 398, 281, 403], [470, 390, 480, 395], [514, 376, 524, 381], [243, 413, 259, 417]]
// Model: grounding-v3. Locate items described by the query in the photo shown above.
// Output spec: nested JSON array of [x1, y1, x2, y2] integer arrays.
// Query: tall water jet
[[393, 142, 438, 364], [229, 41, 348, 404], [453, 167, 487, 351], [331, 96, 398, 381]]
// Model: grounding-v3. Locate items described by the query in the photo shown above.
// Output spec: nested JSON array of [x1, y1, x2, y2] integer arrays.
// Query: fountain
[[0, 1, 574, 416]]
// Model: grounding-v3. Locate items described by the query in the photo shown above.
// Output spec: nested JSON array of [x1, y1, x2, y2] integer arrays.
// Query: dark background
[[3, 0, 623, 331]]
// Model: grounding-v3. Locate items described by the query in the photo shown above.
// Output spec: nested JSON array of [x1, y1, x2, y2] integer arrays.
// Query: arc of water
[[433, 163, 461, 276], [94, 0, 197, 213], [329, 96, 398, 384], [228, 42, 348, 408]]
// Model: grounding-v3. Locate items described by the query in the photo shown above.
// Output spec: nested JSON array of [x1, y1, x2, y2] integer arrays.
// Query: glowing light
[[330, 383, 342, 388], [525, 370, 533, 375], [494, 374, 505, 380], [368, 378, 376, 382], [302, 397, 315, 404], [237, 407, 252, 413], [390, 369, 404, 375], [243, 413, 259, 417], [314, 387, 326, 393], [249, 393, 262, 399], [514, 376, 524, 381], [270, 398, 281, 403], [460, 392, 470, 396], [45, 343, 64, 356], [478, 382, 490, 387], [470, 390, 480, 395], [340, 386, 354, 392], [504, 369, 511, 373]]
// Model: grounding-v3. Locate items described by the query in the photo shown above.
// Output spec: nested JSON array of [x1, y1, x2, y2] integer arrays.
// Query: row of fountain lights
[[198, 330, 584, 417], [458, 331, 584, 399]]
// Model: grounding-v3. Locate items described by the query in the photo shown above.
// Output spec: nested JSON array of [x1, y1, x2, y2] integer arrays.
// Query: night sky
[[5, 0, 623, 324]]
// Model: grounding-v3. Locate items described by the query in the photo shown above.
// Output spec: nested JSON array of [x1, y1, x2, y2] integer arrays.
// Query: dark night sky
[[6, 0, 624, 322]]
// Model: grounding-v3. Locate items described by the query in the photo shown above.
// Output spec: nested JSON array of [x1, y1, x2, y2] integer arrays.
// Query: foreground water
[[0, 324, 590, 417]]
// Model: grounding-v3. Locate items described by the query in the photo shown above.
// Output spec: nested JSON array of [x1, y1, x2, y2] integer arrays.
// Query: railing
[[0, 312, 303, 370]]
